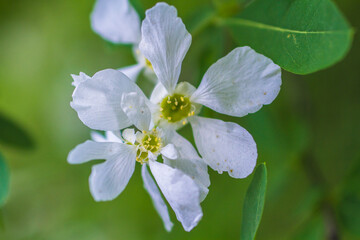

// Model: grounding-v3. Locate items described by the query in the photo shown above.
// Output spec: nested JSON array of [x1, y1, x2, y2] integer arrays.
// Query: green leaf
[[241, 163, 267, 240], [0, 153, 10, 207], [221, 0, 353, 74], [0, 113, 34, 149]]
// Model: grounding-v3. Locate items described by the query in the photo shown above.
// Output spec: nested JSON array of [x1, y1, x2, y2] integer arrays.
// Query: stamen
[[159, 94, 193, 123]]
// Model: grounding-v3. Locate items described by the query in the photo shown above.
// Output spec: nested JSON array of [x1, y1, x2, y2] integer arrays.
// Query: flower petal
[[121, 92, 151, 131], [122, 128, 136, 144], [139, 2, 191, 93], [160, 144, 178, 160], [68, 140, 123, 164], [149, 160, 202, 232], [150, 82, 168, 104], [91, 131, 107, 142], [71, 69, 146, 131], [118, 63, 144, 82], [89, 143, 136, 201], [104, 131, 123, 143], [189, 116, 257, 178], [71, 72, 90, 87], [90, 0, 141, 44], [165, 131, 210, 201], [141, 164, 173, 232], [191, 47, 281, 117]]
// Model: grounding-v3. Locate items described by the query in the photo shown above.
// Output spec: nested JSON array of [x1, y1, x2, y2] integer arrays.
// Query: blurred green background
[[0, 0, 359, 239]]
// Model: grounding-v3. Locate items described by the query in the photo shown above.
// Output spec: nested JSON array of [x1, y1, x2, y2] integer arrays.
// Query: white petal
[[68, 140, 123, 164], [190, 117, 257, 178], [118, 63, 144, 82], [141, 164, 173, 231], [90, 0, 141, 44], [139, 2, 191, 93], [165, 131, 210, 201], [91, 131, 107, 142], [174, 82, 197, 96], [71, 72, 91, 87], [122, 128, 136, 144], [155, 128, 174, 146], [71, 69, 146, 131], [149, 161, 202, 232], [150, 82, 168, 104], [143, 67, 157, 83], [89, 143, 136, 201], [148, 152, 157, 161], [191, 47, 281, 117], [104, 131, 123, 143], [160, 144, 178, 160], [121, 92, 151, 131]]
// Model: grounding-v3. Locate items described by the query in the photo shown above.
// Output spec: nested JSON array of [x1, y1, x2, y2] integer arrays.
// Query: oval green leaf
[[222, 0, 353, 74], [0, 153, 10, 207], [0, 113, 35, 149], [241, 163, 267, 240]]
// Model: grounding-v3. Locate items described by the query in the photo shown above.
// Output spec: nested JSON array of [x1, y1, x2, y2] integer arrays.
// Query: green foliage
[[0, 0, 357, 239], [338, 160, 360, 237], [0, 113, 34, 149], [0, 153, 10, 207], [339, 194, 360, 237], [241, 163, 267, 240], [222, 0, 353, 74], [292, 214, 325, 240]]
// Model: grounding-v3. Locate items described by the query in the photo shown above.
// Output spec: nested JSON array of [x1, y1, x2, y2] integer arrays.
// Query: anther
[[180, 97, 184, 102]]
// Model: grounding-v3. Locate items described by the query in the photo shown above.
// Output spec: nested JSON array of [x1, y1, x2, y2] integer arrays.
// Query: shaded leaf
[[0, 113, 34, 149], [0, 153, 10, 207], [222, 0, 353, 74], [241, 163, 267, 240]]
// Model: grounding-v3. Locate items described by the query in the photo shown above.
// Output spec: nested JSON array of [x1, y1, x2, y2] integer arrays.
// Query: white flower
[[69, 69, 209, 231], [138, 3, 282, 178], [71, 72, 91, 88], [90, 0, 155, 82]]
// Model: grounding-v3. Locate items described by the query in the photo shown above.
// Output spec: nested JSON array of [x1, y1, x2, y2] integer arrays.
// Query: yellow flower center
[[159, 94, 194, 124], [136, 130, 162, 163]]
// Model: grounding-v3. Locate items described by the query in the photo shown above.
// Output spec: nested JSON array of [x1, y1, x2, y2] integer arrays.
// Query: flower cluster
[[68, 1, 282, 232]]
